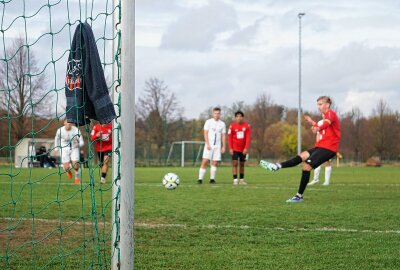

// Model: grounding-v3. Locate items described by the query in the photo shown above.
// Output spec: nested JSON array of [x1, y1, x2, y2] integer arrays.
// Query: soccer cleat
[[66, 170, 73, 179], [239, 179, 248, 185], [100, 177, 106, 184], [308, 179, 319, 185], [233, 179, 238, 185], [286, 195, 304, 203], [210, 179, 216, 184], [322, 182, 330, 186], [74, 178, 80, 185], [259, 160, 280, 171], [198, 179, 203, 184]]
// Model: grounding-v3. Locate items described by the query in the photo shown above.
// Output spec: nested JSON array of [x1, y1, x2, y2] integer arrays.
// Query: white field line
[[2, 217, 399, 235], [136, 223, 400, 234], [0, 217, 110, 227], [0, 182, 399, 188]]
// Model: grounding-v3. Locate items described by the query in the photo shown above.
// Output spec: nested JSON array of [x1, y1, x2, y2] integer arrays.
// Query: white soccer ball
[[162, 173, 180, 189]]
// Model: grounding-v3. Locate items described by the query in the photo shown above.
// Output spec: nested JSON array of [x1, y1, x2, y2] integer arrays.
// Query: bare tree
[[136, 77, 183, 162], [0, 37, 49, 141], [340, 107, 365, 161], [247, 93, 284, 160], [371, 99, 397, 160]]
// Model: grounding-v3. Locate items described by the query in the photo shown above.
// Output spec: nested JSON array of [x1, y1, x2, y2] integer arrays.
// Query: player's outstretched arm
[[304, 115, 316, 125], [312, 119, 332, 133]]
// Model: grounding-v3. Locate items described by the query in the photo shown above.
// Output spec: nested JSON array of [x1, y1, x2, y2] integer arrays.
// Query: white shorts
[[60, 147, 80, 164], [202, 145, 222, 161]]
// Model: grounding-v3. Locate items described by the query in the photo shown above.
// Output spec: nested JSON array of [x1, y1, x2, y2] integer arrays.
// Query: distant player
[[54, 119, 84, 184], [198, 107, 226, 184], [228, 110, 251, 185], [90, 122, 112, 184], [28, 142, 36, 167], [308, 131, 332, 186], [260, 96, 340, 202]]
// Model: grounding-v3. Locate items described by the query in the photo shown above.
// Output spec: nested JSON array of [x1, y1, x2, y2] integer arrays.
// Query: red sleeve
[[325, 110, 336, 123], [318, 120, 331, 131], [228, 124, 233, 149], [90, 125, 99, 141], [245, 124, 251, 149]]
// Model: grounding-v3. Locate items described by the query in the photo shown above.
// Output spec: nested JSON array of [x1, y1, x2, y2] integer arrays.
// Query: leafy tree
[[247, 93, 283, 159]]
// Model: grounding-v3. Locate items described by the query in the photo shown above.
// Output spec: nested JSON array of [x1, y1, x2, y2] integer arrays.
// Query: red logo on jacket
[[66, 59, 82, 91]]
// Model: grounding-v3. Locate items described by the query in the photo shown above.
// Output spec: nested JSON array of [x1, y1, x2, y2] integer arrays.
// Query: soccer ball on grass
[[162, 173, 180, 189]]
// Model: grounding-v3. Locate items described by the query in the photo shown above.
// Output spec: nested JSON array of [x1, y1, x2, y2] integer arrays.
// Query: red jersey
[[228, 121, 251, 152], [315, 109, 340, 152], [90, 123, 113, 152]]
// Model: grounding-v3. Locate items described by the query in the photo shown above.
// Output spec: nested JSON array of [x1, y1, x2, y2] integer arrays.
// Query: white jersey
[[204, 118, 226, 147], [54, 126, 84, 150]]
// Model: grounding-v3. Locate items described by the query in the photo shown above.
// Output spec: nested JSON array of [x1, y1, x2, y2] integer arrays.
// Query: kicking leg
[[261, 151, 310, 171]]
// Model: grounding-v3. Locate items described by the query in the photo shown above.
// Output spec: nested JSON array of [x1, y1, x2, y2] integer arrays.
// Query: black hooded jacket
[[65, 22, 116, 126]]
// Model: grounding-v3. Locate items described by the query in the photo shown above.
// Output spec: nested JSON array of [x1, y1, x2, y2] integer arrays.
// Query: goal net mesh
[[0, 1, 122, 269]]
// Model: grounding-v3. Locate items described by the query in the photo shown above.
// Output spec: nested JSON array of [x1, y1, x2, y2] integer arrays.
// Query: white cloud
[[7, 0, 395, 120], [344, 90, 387, 115], [160, 1, 239, 51], [226, 16, 266, 46]]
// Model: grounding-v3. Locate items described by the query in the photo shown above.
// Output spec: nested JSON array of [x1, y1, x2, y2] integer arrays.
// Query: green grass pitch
[[1, 165, 399, 269]]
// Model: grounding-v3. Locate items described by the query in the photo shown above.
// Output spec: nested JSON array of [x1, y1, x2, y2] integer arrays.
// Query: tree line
[[1, 37, 399, 165], [136, 78, 400, 165]]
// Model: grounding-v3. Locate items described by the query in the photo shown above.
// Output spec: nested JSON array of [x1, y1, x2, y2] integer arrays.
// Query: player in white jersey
[[54, 119, 84, 184], [308, 130, 332, 186], [198, 107, 226, 184]]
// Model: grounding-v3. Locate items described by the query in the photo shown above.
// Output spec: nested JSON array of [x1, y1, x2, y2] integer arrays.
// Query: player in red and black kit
[[228, 111, 251, 185], [90, 123, 113, 184], [260, 96, 340, 202]]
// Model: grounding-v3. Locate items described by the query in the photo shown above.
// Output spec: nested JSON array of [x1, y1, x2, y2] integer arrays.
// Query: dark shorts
[[305, 147, 336, 169], [97, 150, 112, 163], [232, 151, 247, 162]]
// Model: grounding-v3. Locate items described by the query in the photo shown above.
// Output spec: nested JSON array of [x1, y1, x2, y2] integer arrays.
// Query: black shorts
[[97, 150, 112, 163], [232, 151, 247, 162], [305, 147, 336, 169]]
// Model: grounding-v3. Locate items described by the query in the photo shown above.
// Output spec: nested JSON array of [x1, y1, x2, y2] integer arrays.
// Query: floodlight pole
[[297, 12, 305, 155]]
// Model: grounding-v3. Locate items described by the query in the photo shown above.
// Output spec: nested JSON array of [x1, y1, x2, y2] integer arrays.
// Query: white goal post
[[166, 141, 205, 167]]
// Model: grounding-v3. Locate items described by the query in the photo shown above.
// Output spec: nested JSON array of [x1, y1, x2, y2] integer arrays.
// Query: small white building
[[15, 138, 58, 168]]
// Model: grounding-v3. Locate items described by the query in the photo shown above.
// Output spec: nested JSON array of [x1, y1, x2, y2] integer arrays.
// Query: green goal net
[[0, 1, 132, 269]]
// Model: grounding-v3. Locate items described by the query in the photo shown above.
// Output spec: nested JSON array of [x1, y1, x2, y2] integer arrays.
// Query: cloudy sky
[[1, 1, 399, 120], [136, 0, 400, 118]]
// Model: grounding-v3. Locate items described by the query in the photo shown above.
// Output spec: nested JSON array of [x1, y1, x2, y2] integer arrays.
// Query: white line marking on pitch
[[0, 182, 399, 188], [135, 223, 400, 235], [2, 218, 399, 235]]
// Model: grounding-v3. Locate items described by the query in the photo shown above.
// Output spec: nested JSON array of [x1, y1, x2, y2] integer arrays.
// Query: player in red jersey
[[90, 122, 113, 184], [260, 96, 340, 202], [228, 111, 251, 185]]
